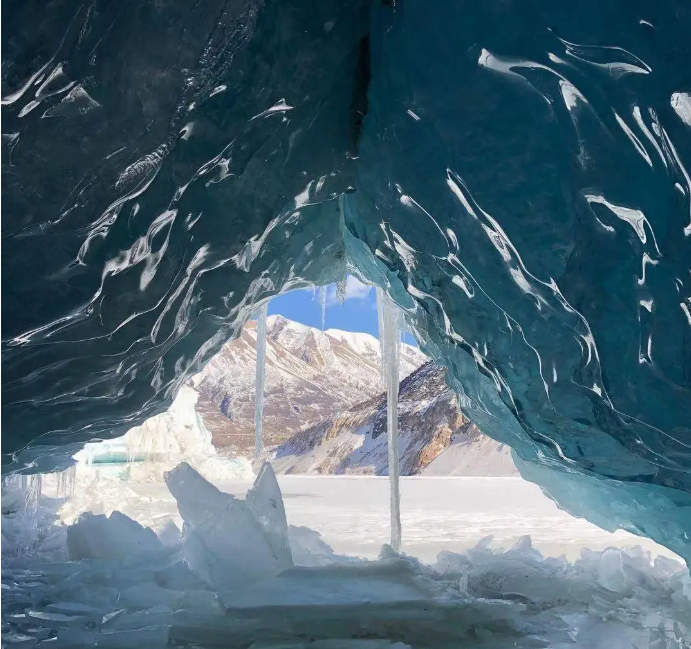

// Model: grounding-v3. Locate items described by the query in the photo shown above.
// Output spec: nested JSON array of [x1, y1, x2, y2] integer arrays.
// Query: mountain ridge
[[193, 315, 427, 451], [270, 361, 518, 476]]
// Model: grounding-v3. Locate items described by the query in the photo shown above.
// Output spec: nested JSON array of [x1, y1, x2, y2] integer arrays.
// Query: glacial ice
[[69, 385, 254, 485], [2, 0, 690, 573]]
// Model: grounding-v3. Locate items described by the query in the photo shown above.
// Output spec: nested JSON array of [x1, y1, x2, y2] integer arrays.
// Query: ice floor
[[2, 463, 690, 648], [122, 475, 678, 563]]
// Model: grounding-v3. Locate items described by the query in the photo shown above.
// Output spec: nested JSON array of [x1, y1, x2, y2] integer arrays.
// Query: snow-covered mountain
[[192, 315, 427, 451], [271, 362, 519, 476]]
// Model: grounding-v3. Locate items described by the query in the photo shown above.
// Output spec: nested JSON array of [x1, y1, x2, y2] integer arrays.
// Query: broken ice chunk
[[157, 520, 182, 547], [44, 603, 101, 619], [164, 462, 288, 589], [176, 589, 224, 613], [97, 626, 169, 649], [100, 605, 172, 631], [309, 642, 412, 649], [53, 628, 98, 647], [117, 583, 182, 609], [246, 462, 292, 569], [66, 511, 161, 560], [25, 629, 50, 642], [289, 525, 357, 567], [596, 548, 628, 592], [2, 633, 38, 648], [219, 561, 431, 609], [26, 611, 90, 629]]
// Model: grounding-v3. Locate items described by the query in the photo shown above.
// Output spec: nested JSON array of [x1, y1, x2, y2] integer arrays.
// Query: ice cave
[[2, 0, 691, 646]]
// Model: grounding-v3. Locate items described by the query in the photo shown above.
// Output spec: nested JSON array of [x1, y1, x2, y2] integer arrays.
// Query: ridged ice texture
[[345, 1, 691, 562], [2, 0, 690, 561], [1, 0, 363, 469]]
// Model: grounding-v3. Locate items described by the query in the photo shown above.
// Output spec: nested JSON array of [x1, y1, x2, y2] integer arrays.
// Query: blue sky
[[267, 275, 416, 344]]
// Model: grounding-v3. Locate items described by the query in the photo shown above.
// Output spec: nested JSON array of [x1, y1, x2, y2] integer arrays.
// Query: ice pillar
[[254, 303, 269, 459], [380, 290, 402, 552]]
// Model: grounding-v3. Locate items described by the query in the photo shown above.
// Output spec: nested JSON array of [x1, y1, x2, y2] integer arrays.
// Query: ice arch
[[2, 0, 690, 561]]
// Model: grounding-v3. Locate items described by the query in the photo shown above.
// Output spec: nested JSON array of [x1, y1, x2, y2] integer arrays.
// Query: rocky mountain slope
[[271, 362, 519, 476], [192, 315, 426, 451]]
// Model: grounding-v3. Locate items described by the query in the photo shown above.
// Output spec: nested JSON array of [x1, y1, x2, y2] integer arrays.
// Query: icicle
[[21, 474, 43, 550], [376, 288, 385, 382], [381, 292, 402, 553], [336, 276, 347, 305], [24, 474, 42, 514], [0, 474, 45, 555], [319, 285, 327, 331], [254, 302, 269, 459], [312, 285, 317, 301], [56, 464, 77, 499]]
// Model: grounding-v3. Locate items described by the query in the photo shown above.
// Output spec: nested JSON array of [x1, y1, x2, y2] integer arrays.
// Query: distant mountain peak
[[194, 316, 426, 452]]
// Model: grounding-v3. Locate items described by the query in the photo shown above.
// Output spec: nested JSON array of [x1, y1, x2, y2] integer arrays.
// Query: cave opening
[[3, 0, 691, 644]]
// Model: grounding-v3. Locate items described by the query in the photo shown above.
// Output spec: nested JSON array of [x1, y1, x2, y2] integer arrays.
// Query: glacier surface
[[2, 0, 690, 562]]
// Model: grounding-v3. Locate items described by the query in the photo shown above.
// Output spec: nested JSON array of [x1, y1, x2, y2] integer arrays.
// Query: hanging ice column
[[254, 303, 269, 459], [319, 285, 327, 331], [379, 289, 402, 552], [376, 288, 385, 382]]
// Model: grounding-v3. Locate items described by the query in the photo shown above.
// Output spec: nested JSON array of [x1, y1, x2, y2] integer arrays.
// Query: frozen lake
[[127, 474, 677, 563], [8, 471, 689, 648]]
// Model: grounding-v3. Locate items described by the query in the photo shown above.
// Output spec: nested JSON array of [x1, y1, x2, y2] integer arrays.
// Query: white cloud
[[326, 275, 373, 306]]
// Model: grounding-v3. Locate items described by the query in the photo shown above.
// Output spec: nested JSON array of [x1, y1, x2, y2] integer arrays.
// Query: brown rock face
[[414, 424, 454, 473], [271, 362, 518, 476]]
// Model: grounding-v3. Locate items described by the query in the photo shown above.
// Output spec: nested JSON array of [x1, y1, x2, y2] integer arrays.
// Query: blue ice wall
[[345, 0, 691, 561], [2, 0, 690, 559], [2, 0, 367, 468]]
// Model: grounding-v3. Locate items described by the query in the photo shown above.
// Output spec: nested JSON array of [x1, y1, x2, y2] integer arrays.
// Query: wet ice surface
[[3, 467, 690, 648]]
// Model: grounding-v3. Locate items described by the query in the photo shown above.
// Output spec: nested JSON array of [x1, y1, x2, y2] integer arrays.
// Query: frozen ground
[[3, 464, 690, 648], [114, 475, 677, 563]]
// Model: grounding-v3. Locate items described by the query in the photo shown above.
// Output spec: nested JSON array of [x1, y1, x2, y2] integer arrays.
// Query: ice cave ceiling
[[2, 0, 690, 560]]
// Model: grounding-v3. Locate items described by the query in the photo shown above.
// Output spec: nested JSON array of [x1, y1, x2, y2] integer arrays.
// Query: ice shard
[[254, 303, 268, 459], [381, 293, 402, 553], [164, 462, 289, 589], [245, 462, 293, 568]]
